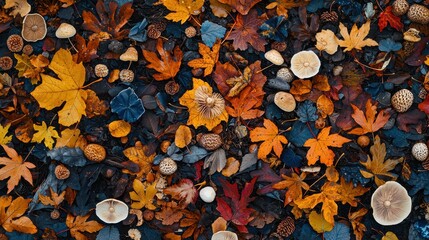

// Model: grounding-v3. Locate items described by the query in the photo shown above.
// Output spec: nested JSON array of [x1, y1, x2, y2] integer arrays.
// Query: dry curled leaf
[[163, 179, 197, 206], [218, 0, 261, 15], [174, 125, 192, 148], [349, 208, 368, 240], [123, 141, 155, 179]]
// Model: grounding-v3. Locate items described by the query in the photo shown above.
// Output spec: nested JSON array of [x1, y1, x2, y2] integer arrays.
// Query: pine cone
[[276, 216, 295, 237], [321, 11, 338, 22]]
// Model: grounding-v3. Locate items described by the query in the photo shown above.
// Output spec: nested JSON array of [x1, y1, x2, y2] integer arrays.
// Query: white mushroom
[[96, 198, 129, 224], [371, 181, 411, 226], [290, 50, 321, 79], [264, 49, 284, 66], [55, 23, 78, 52], [212, 231, 238, 240], [199, 186, 216, 203]]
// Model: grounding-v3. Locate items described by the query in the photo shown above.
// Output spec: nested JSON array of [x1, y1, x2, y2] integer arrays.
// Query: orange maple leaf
[[218, 0, 261, 15], [188, 41, 221, 77], [73, 34, 99, 63], [349, 99, 390, 135], [142, 38, 183, 81], [225, 87, 264, 120], [249, 119, 288, 159], [304, 127, 351, 166], [0, 145, 35, 194], [337, 177, 369, 207], [272, 172, 309, 206], [66, 214, 103, 240], [0, 196, 37, 234]]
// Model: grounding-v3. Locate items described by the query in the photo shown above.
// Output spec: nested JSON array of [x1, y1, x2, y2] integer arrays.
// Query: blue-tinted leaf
[[259, 16, 288, 42], [265, 103, 283, 120], [384, 127, 423, 148], [139, 223, 162, 240], [129, 18, 148, 42], [413, 220, 429, 239], [96, 226, 120, 240], [201, 21, 226, 47], [5, 232, 33, 240], [47, 147, 87, 167], [183, 146, 208, 163], [407, 171, 429, 196], [340, 165, 370, 186], [297, 101, 318, 123], [364, 2, 375, 19], [295, 223, 321, 240], [110, 87, 145, 123], [281, 148, 303, 168], [325, 222, 350, 240], [378, 38, 402, 52], [286, 121, 318, 147], [307, 0, 327, 12]]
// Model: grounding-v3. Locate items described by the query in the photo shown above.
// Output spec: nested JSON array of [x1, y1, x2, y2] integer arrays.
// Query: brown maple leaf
[[272, 172, 309, 206], [349, 208, 368, 240], [39, 187, 66, 207], [73, 34, 99, 63], [349, 99, 390, 135], [0, 144, 35, 194], [249, 118, 288, 159], [226, 9, 267, 52], [155, 205, 184, 225], [225, 87, 264, 121], [337, 177, 369, 207], [142, 38, 183, 81]]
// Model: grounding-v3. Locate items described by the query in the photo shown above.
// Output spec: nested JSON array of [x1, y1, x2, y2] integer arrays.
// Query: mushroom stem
[[256, 64, 274, 73], [127, 61, 132, 70], [68, 37, 79, 53]]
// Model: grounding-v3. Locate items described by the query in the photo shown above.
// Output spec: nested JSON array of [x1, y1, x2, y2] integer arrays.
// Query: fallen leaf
[[360, 135, 403, 186], [142, 38, 183, 81], [337, 177, 369, 207], [0, 144, 35, 194], [55, 128, 81, 148], [39, 187, 65, 207], [123, 141, 155, 179], [382, 231, 399, 240], [188, 41, 221, 76], [221, 157, 240, 177], [130, 179, 157, 210], [85, 89, 109, 118], [308, 210, 333, 233], [317, 95, 334, 118], [290, 79, 312, 96], [336, 21, 378, 52], [211, 216, 227, 233], [108, 120, 131, 138], [66, 214, 103, 240], [31, 121, 59, 149], [0, 196, 37, 234], [349, 208, 368, 240], [15, 120, 34, 144], [218, 0, 261, 15], [0, 124, 12, 145], [174, 125, 192, 148], [349, 99, 390, 135], [161, 0, 204, 24], [31, 48, 88, 127], [3, 0, 31, 17], [164, 179, 197, 206], [225, 87, 264, 121], [304, 127, 351, 166], [378, 6, 403, 32], [180, 209, 204, 239], [272, 172, 309, 206], [155, 206, 183, 225], [418, 95, 429, 114], [249, 118, 288, 159], [266, 0, 310, 18], [73, 34, 99, 63]]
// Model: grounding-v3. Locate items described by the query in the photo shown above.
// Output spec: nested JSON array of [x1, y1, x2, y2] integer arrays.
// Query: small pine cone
[[271, 41, 287, 52], [147, 25, 161, 39], [0, 56, 13, 71], [165, 80, 180, 95], [321, 11, 338, 22], [7, 34, 24, 52], [276, 216, 295, 237], [185, 26, 197, 38], [22, 44, 33, 55]]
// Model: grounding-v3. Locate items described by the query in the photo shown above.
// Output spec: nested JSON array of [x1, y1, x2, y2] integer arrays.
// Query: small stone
[[84, 144, 106, 162], [332, 65, 343, 76], [143, 209, 155, 221], [391, 89, 413, 113], [198, 133, 222, 151], [265, 49, 284, 65], [276, 68, 294, 82], [392, 0, 409, 16], [412, 142, 428, 161], [407, 4, 429, 24], [94, 64, 109, 78], [108, 40, 124, 54], [119, 69, 134, 82], [267, 78, 290, 91], [274, 92, 296, 112], [199, 186, 216, 203], [50, 209, 60, 219], [159, 157, 177, 175]]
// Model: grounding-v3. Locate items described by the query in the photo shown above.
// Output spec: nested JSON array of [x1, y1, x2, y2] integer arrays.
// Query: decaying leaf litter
[[0, 0, 429, 239]]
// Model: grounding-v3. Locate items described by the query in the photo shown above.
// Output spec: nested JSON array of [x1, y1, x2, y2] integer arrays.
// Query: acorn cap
[[21, 13, 47, 42], [391, 89, 413, 113], [274, 91, 296, 112], [412, 142, 428, 161], [96, 198, 129, 224], [371, 181, 411, 226], [403, 28, 421, 42], [212, 231, 238, 240], [407, 4, 429, 24], [290, 50, 321, 79], [264, 49, 284, 65], [159, 157, 177, 175], [55, 23, 76, 38], [199, 186, 216, 203], [120, 47, 138, 62]]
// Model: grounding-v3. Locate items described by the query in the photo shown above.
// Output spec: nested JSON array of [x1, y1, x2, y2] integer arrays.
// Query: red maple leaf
[[216, 177, 257, 233], [418, 95, 429, 114], [378, 6, 403, 32]]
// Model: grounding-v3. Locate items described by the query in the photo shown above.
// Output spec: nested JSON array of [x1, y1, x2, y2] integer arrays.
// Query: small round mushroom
[[391, 89, 413, 112], [22, 13, 47, 42], [264, 49, 284, 66], [159, 157, 177, 175], [274, 92, 296, 112], [199, 186, 216, 203], [392, 0, 409, 16], [128, 228, 142, 240], [96, 198, 129, 224], [403, 28, 421, 43], [412, 142, 428, 161], [56, 23, 78, 52], [94, 64, 109, 78], [119, 69, 135, 82], [290, 50, 321, 79], [185, 26, 197, 38], [211, 231, 238, 240], [371, 181, 411, 226]]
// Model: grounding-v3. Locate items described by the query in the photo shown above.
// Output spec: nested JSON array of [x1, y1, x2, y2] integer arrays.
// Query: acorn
[[412, 142, 428, 161], [159, 157, 177, 175], [407, 4, 429, 24], [391, 89, 413, 113], [392, 0, 409, 16], [84, 144, 106, 162], [197, 133, 222, 151]]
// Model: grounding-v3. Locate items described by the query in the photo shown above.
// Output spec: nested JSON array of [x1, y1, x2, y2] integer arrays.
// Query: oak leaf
[[130, 179, 157, 210], [348, 208, 368, 240], [218, 0, 261, 15], [31, 121, 59, 149], [249, 118, 288, 160], [272, 172, 309, 206], [66, 214, 103, 240], [142, 38, 183, 81], [161, 0, 204, 24], [123, 141, 155, 179], [39, 187, 65, 207], [226, 9, 267, 52], [378, 6, 403, 32], [349, 100, 390, 135], [336, 21, 378, 52], [0, 144, 35, 194], [360, 135, 403, 186], [188, 41, 221, 76], [0, 124, 12, 145], [0, 196, 37, 234], [164, 179, 197, 206], [174, 125, 192, 148], [31, 48, 88, 127], [304, 127, 351, 166]]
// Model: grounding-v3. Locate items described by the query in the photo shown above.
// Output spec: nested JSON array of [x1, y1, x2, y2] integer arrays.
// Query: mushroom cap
[[274, 92, 296, 112], [371, 181, 411, 226], [403, 28, 421, 42], [412, 142, 428, 161], [120, 47, 138, 62], [264, 49, 284, 65], [391, 89, 413, 113], [55, 23, 76, 38], [199, 186, 216, 203], [212, 231, 238, 240], [159, 157, 177, 175], [96, 198, 129, 224], [290, 50, 321, 79], [22, 13, 47, 42]]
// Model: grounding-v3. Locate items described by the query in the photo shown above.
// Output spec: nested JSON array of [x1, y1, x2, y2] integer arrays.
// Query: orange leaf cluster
[[0, 196, 37, 234], [349, 99, 390, 135]]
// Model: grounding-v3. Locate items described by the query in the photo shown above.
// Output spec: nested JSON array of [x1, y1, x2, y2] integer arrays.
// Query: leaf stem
[[82, 78, 103, 89], [190, 15, 201, 27]]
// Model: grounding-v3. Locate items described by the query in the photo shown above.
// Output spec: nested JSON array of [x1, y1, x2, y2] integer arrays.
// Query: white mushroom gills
[[290, 50, 321, 79], [96, 198, 129, 224]]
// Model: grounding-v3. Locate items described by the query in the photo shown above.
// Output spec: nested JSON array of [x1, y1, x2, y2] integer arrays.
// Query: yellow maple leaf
[[31, 48, 88, 127], [14, 54, 49, 84], [31, 121, 59, 149], [161, 0, 204, 24], [123, 141, 155, 179], [55, 128, 81, 148], [0, 124, 12, 145], [336, 21, 378, 52], [66, 214, 103, 240], [249, 118, 288, 159], [360, 135, 403, 186], [39, 187, 65, 207], [0, 196, 37, 234], [0, 145, 35, 194], [188, 41, 221, 76], [130, 179, 157, 210]]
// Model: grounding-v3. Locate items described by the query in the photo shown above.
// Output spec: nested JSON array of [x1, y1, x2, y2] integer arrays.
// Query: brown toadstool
[[22, 13, 47, 42], [96, 198, 129, 224], [211, 231, 238, 240], [371, 181, 411, 226]]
